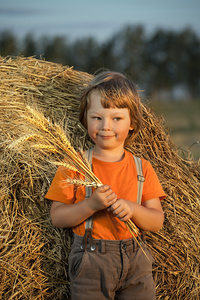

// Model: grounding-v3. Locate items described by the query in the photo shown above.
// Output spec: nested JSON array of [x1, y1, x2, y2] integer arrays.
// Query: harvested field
[[0, 56, 199, 300]]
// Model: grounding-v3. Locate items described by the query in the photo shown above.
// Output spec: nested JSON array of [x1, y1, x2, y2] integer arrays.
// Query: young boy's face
[[87, 89, 133, 151]]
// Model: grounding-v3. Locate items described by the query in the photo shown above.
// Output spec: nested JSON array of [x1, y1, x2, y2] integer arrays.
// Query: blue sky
[[0, 0, 200, 41]]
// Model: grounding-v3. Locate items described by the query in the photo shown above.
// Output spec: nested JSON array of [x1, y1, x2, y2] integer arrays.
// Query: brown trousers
[[68, 234, 156, 300]]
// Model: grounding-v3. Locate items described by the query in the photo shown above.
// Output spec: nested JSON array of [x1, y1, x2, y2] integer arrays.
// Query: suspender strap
[[133, 156, 145, 205], [85, 148, 94, 230], [133, 156, 146, 242], [86, 147, 93, 166], [81, 148, 97, 251]]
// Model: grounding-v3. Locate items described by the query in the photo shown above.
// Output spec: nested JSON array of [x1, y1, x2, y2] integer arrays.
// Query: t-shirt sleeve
[[142, 159, 166, 202], [45, 166, 76, 204]]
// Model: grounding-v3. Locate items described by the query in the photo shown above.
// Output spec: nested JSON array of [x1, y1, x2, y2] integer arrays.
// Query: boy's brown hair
[[79, 71, 143, 145]]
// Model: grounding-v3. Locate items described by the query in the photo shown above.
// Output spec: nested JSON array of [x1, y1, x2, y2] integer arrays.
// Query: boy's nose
[[101, 118, 111, 130]]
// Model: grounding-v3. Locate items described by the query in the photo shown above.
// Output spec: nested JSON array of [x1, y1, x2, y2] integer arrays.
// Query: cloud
[[0, 7, 43, 16]]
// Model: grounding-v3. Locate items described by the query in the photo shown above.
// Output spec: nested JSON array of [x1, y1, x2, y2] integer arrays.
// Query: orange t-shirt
[[45, 150, 166, 240]]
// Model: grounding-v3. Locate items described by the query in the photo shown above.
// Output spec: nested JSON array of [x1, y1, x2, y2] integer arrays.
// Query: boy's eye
[[92, 116, 101, 120], [113, 117, 121, 121]]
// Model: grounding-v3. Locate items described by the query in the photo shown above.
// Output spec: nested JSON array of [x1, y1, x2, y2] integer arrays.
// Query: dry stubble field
[[148, 100, 200, 161]]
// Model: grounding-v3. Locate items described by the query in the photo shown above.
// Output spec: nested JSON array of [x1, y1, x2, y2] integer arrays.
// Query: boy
[[45, 71, 166, 300]]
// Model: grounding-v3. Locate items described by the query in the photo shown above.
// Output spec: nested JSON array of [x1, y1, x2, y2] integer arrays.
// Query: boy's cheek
[[87, 128, 94, 137], [87, 120, 96, 130]]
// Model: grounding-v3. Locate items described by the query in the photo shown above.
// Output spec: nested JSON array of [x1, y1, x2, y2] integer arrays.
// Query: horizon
[[0, 0, 200, 42]]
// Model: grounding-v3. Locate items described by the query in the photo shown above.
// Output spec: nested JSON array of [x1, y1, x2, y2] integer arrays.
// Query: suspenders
[[133, 156, 145, 205], [80, 149, 96, 251], [80, 149, 145, 251]]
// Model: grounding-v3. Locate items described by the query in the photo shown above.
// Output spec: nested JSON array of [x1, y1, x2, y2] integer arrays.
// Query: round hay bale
[[0, 56, 199, 300]]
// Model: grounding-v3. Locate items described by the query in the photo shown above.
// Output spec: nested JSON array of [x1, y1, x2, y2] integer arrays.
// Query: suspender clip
[[80, 228, 97, 252], [137, 175, 145, 182]]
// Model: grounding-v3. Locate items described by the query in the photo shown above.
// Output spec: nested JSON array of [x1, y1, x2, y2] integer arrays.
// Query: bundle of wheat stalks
[[0, 56, 199, 300]]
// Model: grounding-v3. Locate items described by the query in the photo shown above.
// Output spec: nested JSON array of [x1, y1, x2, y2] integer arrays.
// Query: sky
[[0, 0, 200, 42]]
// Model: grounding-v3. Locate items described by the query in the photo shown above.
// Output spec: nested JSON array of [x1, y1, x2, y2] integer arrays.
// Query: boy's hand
[[109, 198, 134, 222], [89, 185, 117, 212]]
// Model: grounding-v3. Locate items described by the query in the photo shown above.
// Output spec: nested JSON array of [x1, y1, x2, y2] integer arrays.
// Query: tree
[[177, 29, 200, 99], [69, 37, 100, 73], [94, 38, 118, 71], [22, 33, 37, 57], [43, 36, 69, 65], [144, 29, 178, 98], [0, 30, 18, 56], [116, 25, 146, 82]]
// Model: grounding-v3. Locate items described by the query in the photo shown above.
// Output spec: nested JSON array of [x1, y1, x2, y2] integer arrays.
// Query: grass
[[147, 100, 200, 161]]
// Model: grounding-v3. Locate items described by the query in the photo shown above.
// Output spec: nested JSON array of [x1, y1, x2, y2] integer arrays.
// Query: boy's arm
[[50, 185, 117, 228], [132, 198, 164, 232], [110, 198, 164, 232]]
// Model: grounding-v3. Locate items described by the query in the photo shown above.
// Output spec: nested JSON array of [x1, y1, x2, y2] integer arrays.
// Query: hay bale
[[0, 56, 199, 300]]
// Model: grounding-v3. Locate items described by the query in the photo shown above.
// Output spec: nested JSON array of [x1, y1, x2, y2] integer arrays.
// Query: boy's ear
[[129, 125, 134, 130]]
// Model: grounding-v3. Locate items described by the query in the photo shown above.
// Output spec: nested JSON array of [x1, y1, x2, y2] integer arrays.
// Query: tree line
[[0, 25, 200, 100]]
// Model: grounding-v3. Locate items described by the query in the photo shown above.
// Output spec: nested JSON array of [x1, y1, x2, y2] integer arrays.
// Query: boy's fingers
[[107, 192, 117, 200], [110, 201, 120, 211], [107, 195, 117, 205], [97, 184, 111, 192]]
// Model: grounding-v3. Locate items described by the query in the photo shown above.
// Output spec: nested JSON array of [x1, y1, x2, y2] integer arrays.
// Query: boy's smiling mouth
[[98, 134, 115, 139]]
